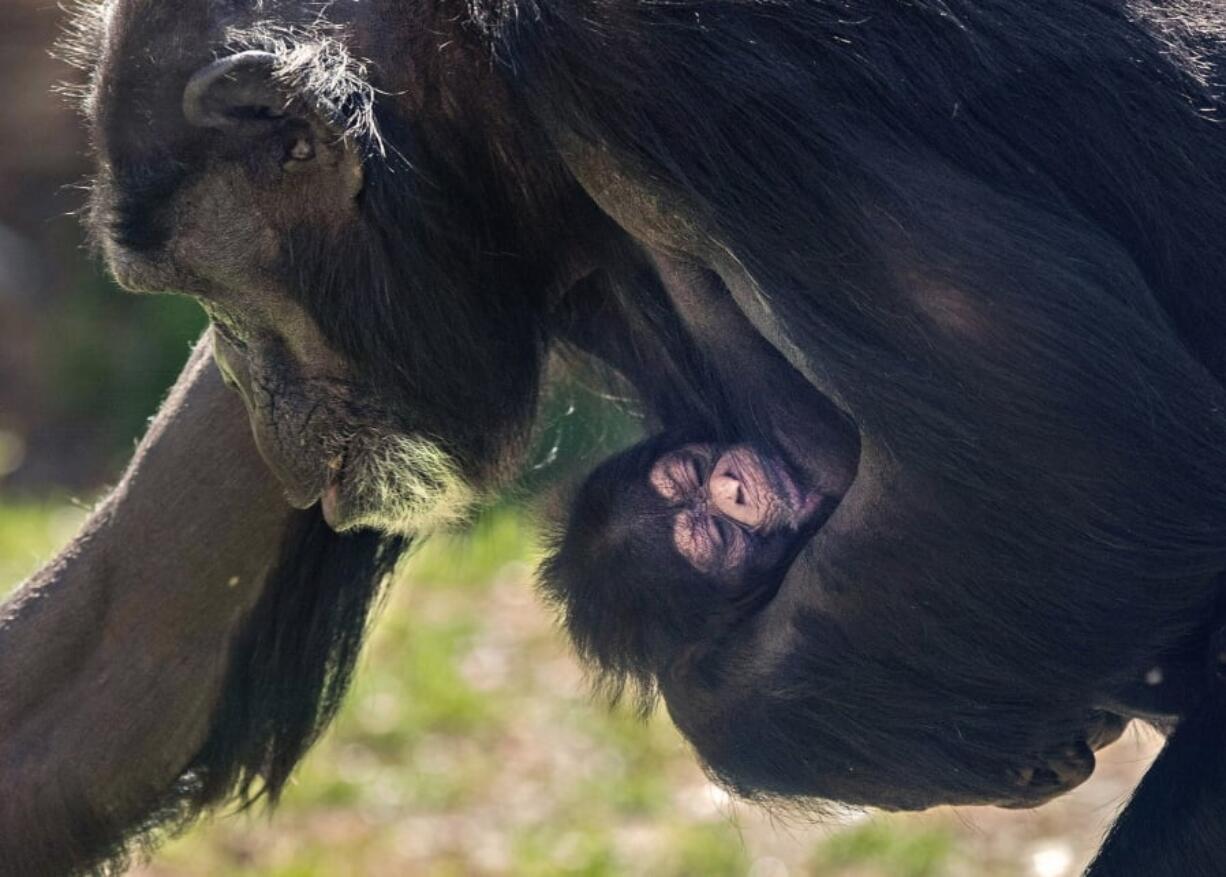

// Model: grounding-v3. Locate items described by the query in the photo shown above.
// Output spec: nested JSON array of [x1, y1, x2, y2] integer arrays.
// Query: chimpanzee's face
[[79, 0, 544, 534], [648, 443, 828, 578]]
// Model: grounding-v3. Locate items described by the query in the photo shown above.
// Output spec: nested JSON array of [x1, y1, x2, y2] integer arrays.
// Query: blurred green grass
[[1, 500, 1141, 877], [0, 496, 90, 586]]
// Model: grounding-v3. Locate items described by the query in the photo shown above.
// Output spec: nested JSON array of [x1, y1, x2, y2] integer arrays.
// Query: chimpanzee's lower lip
[[320, 482, 343, 529], [316, 441, 355, 532], [319, 448, 351, 530]]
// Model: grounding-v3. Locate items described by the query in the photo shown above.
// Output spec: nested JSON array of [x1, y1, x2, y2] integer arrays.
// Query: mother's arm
[[0, 333, 294, 874]]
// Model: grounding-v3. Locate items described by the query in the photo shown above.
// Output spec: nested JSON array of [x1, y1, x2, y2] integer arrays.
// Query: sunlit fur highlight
[[53, 0, 108, 117], [340, 435, 477, 535], [225, 21, 386, 156]]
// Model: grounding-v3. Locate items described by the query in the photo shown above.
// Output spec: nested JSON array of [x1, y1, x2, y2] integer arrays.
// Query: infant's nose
[[711, 471, 763, 527]]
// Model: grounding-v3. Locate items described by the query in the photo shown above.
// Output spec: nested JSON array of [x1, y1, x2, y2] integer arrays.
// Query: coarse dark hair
[[63, 0, 1226, 872], [508, 0, 1226, 843]]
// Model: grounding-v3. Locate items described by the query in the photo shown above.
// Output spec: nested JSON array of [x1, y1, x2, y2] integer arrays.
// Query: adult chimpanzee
[[4, 0, 1226, 874]]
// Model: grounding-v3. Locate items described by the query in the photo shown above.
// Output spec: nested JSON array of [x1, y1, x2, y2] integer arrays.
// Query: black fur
[[186, 510, 405, 808], [281, 101, 552, 478], [1086, 681, 1226, 876], [72, 0, 1226, 872], [463, 0, 1226, 857], [513, 0, 1226, 859]]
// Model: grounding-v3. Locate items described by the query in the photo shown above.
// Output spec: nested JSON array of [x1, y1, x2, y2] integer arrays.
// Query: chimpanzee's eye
[[686, 453, 704, 488]]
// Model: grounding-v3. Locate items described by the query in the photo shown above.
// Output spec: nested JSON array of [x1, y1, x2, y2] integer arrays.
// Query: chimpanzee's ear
[[183, 50, 363, 196], [183, 51, 285, 129]]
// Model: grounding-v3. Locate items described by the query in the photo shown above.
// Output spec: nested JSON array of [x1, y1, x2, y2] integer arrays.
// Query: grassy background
[[1, 501, 1159, 877]]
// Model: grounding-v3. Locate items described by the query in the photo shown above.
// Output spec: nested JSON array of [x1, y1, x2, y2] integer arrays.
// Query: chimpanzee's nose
[[710, 456, 764, 528]]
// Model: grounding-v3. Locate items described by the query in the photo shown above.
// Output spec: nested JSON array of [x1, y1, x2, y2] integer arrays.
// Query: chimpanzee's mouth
[[319, 449, 348, 529], [716, 446, 836, 534], [311, 428, 479, 536]]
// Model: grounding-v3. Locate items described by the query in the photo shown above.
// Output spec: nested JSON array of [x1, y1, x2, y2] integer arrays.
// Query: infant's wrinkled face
[[648, 443, 812, 575]]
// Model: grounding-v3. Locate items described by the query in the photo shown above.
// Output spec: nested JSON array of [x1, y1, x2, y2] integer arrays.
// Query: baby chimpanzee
[[541, 427, 847, 701], [541, 261, 860, 701], [647, 439, 827, 578]]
